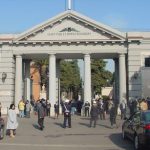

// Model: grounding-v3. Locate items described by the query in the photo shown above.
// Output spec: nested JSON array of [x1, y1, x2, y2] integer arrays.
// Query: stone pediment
[[14, 10, 126, 42]]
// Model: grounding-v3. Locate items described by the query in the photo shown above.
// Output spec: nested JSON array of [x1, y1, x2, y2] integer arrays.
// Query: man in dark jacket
[[90, 101, 99, 128], [36, 100, 45, 130], [109, 102, 117, 128], [63, 99, 71, 128], [84, 101, 90, 117]]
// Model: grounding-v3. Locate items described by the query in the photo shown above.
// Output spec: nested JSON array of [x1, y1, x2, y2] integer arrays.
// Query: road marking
[[0, 143, 131, 148]]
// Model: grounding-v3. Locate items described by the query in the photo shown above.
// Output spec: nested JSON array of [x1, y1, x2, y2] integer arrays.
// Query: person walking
[[36, 100, 45, 130], [0, 102, 2, 117], [6, 104, 18, 138], [63, 99, 71, 128], [89, 101, 99, 128]]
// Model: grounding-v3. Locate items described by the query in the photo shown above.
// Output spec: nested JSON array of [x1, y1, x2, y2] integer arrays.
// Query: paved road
[[0, 114, 133, 150]]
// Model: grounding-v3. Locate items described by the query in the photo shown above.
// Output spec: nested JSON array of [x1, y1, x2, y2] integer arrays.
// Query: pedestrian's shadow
[[98, 123, 112, 129], [78, 122, 90, 127], [80, 117, 90, 120], [54, 122, 64, 128], [32, 124, 41, 130]]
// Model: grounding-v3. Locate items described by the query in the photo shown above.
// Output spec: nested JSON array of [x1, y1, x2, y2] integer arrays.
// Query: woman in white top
[[6, 104, 18, 138]]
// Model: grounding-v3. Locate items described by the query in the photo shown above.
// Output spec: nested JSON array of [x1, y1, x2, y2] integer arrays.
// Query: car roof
[[134, 109, 150, 112]]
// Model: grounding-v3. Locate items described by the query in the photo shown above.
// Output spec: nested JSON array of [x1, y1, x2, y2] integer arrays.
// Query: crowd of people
[[1, 96, 150, 139], [0, 97, 117, 138], [129, 97, 150, 114]]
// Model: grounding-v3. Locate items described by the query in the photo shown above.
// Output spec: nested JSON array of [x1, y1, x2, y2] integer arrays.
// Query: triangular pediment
[[14, 10, 126, 42]]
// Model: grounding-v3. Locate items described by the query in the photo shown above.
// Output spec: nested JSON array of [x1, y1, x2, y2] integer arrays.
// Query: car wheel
[[122, 129, 127, 140], [134, 135, 142, 150]]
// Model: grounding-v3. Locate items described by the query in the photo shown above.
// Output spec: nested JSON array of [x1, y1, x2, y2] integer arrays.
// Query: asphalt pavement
[[0, 113, 133, 150]]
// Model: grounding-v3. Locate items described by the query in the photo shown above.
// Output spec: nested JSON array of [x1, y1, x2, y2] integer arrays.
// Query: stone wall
[[0, 44, 15, 114]]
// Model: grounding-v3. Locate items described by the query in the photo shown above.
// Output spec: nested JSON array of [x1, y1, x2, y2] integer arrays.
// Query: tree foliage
[[91, 59, 113, 94], [60, 60, 81, 99], [32, 58, 113, 98]]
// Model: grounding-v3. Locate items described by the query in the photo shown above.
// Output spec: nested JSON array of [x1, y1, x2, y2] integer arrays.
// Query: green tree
[[60, 60, 81, 99], [91, 59, 113, 94]]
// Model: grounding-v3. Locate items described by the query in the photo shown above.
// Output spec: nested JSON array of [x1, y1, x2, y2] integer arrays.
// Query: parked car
[[122, 110, 150, 150]]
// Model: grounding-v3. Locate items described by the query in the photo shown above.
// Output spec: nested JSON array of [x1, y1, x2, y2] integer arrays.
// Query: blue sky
[[0, 0, 150, 72]]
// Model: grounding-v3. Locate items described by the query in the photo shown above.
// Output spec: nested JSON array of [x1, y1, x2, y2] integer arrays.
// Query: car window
[[128, 112, 140, 120], [141, 113, 145, 121], [144, 112, 150, 122], [128, 113, 136, 120], [132, 112, 141, 123]]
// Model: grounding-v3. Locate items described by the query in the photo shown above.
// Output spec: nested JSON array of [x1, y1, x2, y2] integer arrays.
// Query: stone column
[[84, 54, 91, 106], [15, 55, 23, 108], [114, 58, 119, 104], [56, 60, 62, 114], [25, 60, 31, 101], [119, 53, 126, 104], [49, 54, 56, 116]]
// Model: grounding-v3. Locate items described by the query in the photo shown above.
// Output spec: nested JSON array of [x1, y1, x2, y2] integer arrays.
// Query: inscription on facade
[[47, 32, 91, 36]]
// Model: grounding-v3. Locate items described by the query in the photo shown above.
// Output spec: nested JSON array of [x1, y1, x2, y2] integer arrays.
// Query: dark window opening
[[145, 57, 150, 67]]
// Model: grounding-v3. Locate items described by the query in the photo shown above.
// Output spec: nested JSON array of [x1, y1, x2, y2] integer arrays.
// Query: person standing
[[98, 99, 105, 120], [120, 99, 127, 120], [84, 101, 90, 117], [18, 100, 25, 118], [63, 99, 71, 128], [109, 102, 117, 128], [36, 100, 45, 130], [46, 101, 51, 117], [6, 104, 18, 138], [54, 102, 59, 119], [25, 100, 31, 118], [0, 102, 2, 117], [139, 98, 148, 111], [89, 101, 99, 128]]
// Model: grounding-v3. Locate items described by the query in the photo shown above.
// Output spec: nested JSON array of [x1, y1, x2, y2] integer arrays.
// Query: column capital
[[84, 53, 91, 57], [15, 55, 22, 58], [48, 53, 56, 56], [119, 53, 125, 57]]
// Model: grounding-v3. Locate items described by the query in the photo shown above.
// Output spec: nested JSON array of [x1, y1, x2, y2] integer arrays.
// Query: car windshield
[[144, 112, 150, 122]]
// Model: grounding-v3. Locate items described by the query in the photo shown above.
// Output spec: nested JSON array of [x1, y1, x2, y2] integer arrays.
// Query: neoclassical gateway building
[[0, 10, 150, 114]]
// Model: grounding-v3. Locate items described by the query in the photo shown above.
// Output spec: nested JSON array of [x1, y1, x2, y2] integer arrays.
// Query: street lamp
[[2, 72, 7, 83]]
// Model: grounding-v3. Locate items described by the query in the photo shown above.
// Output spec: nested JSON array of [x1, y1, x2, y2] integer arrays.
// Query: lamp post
[[2, 72, 7, 83]]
